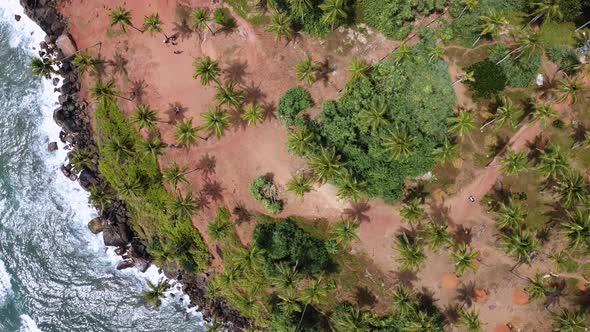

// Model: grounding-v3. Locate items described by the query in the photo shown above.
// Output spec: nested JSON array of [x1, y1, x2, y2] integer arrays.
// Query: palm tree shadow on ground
[[232, 203, 251, 225], [242, 80, 266, 105], [342, 200, 371, 223], [228, 108, 248, 131], [202, 179, 224, 202], [354, 286, 377, 308], [455, 281, 476, 308], [393, 270, 418, 287], [195, 154, 217, 178], [262, 101, 277, 122], [165, 102, 188, 122], [453, 225, 473, 245], [129, 79, 148, 103], [224, 60, 249, 84]]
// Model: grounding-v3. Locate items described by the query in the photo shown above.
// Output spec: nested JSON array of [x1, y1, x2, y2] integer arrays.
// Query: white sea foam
[[0, 260, 12, 305], [2, 0, 203, 322], [18, 314, 42, 332]]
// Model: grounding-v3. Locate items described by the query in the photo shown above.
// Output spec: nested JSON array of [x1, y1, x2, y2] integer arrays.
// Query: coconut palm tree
[[482, 96, 519, 130], [433, 139, 459, 164], [500, 229, 539, 266], [229, 245, 265, 272], [309, 147, 345, 182], [277, 288, 302, 315], [191, 7, 213, 35], [556, 171, 588, 208], [383, 129, 415, 160], [514, 28, 543, 60], [207, 207, 232, 242], [347, 57, 369, 81], [218, 267, 241, 289], [163, 162, 188, 189], [357, 99, 389, 133], [529, 0, 563, 24], [457, 308, 481, 332], [296, 277, 327, 330], [169, 191, 197, 221], [478, 11, 508, 42], [400, 199, 424, 229], [286, 173, 314, 197], [90, 79, 132, 102], [294, 56, 320, 86], [526, 273, 552, 299], [537, 145, 568, 180], [449, 110, 476, 138], [215, 81, 246, 109], [561, 208, 590, 250], [428, 45, 444, 62], [241, 103, 264, 125], [174, 118, 199, 148], [138, 135, 167, 160], [29, 56, 57, 79], [271, 262, 301, 289], [531, 101, 557, 127], [202, 106, 230, 138], [500, 149, 528, 175], [131, 104, 160, 130], [457, 0, 479, 18], [451, 243, 479, 276], [193, 56, 221, 86], [69, 148, 94, 172], [89, 185, 113, 209], [553, 77, 588, 104], [331, 219, 359, 245], [117, 175, 143, 198], [319, 0, 347, 31], [72, 51, 100, 76], [496, 201, 527, 230], [289, 0, 313, 22], [287, 127, 315, 156], [406, 310, 440, 331], [142, 279, 170, 308], [394, 233, 426, 271], [390, 285, 417, 316], [103, 136, 135, 162], [552, 308, 588, 332], [109, 6, 143, 33], [266, 12, 292, 42], [336, 177, 364, 202], [143, 13, 168, 39], [419, 219, 453, 251], [393, 42, 412, 63]]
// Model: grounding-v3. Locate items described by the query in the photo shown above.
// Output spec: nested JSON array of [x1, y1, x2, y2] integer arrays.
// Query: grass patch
[[224, 0, 267, 26], [539, 21, 576, 48]]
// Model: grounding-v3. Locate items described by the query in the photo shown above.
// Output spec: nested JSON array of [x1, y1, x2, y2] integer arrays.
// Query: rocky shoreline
[[20, 0, 248, 329]]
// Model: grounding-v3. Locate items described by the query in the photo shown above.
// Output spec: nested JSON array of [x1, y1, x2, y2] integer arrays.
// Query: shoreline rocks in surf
[[19, 0, 250, 329]]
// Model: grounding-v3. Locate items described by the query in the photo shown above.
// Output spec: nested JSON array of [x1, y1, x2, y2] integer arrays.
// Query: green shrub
[[253, 217, 330, 274], [277, 87, 313, 126], [314, 39, 455, 202], [95, 100, 210, 271], [361, 0, 447, 40], [467, 60, 508, 99], [547, 45, 581, 73], [552, 253, 579, 273], [488, 44, 541, 87], [249, 175, 284, 214]]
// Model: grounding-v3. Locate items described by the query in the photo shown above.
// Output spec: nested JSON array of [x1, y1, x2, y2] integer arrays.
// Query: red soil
[[512, 288, 529, 305], [441, 272, 460, 289]]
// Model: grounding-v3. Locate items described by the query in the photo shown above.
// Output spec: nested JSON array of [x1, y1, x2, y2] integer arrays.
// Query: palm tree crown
[[451, 243, 479, 276], [500, 149, 528, 175], [309, 147, 345, 182], [383, 129, 415, 160], [142, 279, 170, 308], [193, 56, 221, 86], [215, 81, 246, 109], [347, 57, 369, 81], [132, 104, 159, 130], [174, 118, 199, 147], [109, 6, 140, 32], [29, 56, 56, 79], [143, 13, 164, 35], [202, 106, 230, 138], [319, 0, 348, 31], [294, 56, 320, 85], [163, 162, 188, 189], [449, 110, 476, 138], [331, 219, 359, 245], [241, 103, 264, 126], [266, 12, 292, 41]]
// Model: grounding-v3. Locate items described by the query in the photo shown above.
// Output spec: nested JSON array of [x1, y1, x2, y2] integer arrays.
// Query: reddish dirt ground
[[57, 1, 590, 330]]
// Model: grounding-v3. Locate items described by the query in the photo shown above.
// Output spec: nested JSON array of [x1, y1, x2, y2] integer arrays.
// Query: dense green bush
[[95, 100, 210, 271], [306, 39, 455, 202], [361, 0, 447, 40], [488, 44, 541, 87], [249, 175, 284, 214], [253, 216, 330, 274], [467, 60, 508, 99], [277, 87, 313, 126], [448, 0, 527, 45], [547, 45, 581, 73]]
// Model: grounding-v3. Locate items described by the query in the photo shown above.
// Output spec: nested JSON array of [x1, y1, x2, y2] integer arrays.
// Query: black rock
[[78, 169, 99, 190], [103, 223, 132, 247], [114, 247, 127, 256], [88, 217, 109, 234], [133, 258, 150, 273], [68, 173, 78, 181], [116, 260, 134, 270], [53, 106, 80, 133], [52, 77, 60, 86], [15, 15, 21, 22], [47, 141, 58, 152]]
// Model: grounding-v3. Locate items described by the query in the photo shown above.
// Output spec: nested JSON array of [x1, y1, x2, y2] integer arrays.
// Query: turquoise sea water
[[0, 3, 204, 331]]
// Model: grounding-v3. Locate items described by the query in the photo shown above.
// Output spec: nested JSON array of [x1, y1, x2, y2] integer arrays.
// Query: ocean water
[[0, 2, 204, 331]]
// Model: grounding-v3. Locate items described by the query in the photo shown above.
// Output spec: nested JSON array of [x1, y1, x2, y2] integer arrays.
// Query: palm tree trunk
[[575, 19, 590, 31], [472, 35, 482, 47], [130, 24, 144, 33], [60, 41, 102, 61], [206, 23, 215, 35], [480, 118, 496, 130], [295, 303, 308, 332], [457, 6, 468, 19], [112, 93, 133, 101], [527, 12, 544, 26], [496, 46, 523, 65]]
